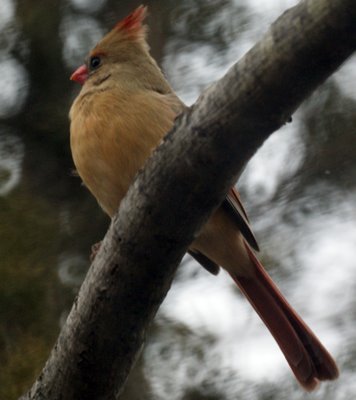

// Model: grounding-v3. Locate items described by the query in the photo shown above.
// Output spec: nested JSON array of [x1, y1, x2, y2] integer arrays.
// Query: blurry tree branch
[[20, 0, 356, 399]]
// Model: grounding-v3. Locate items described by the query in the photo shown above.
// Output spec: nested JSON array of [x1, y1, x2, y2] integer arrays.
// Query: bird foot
[[90, 241, 102, 262]]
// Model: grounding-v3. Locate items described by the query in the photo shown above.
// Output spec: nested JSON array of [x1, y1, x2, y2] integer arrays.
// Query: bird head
[[70, 5, 149, 86]]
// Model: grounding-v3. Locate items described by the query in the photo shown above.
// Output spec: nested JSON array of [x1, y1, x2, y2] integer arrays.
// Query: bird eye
[[90, 56, 101, 70]]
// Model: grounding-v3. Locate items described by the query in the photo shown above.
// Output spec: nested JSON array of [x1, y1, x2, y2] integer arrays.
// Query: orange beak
[[70, 65, 89, 85]]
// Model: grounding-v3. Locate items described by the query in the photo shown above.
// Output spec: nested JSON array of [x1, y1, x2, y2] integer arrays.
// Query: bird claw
[[90, 241, 102, 262]]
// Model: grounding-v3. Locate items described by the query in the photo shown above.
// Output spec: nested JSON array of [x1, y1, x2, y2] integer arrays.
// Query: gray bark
[[21, 0, 356, 399]]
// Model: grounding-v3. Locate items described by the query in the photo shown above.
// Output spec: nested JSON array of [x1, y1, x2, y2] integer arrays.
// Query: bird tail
[[229, 244, 339, 391]]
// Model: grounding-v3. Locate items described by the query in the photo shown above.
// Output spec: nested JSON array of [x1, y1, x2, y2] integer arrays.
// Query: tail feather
[[230, 244, 339, 391]]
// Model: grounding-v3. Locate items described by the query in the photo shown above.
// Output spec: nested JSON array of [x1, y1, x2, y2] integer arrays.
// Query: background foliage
[[0, 0, 355, 399]]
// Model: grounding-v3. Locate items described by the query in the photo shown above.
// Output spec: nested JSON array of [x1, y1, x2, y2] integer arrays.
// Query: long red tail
[[230, 244, 339, 391]]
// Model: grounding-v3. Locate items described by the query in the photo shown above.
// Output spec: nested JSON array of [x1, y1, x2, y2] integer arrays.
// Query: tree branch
[[21, 0, 356, 399]]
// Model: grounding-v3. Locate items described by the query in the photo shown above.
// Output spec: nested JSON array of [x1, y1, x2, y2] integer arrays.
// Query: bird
[[69, 5, 338, 390]]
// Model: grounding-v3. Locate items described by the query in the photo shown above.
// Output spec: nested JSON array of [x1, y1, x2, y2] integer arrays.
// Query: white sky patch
[[164, 43, 226, 105], [0, 128, 24, 196], [0, 57, 28, 118], [291, 191, 356, 351], [60, 15, 104, 69], [0, 0, 15, 29], [240, 117, 305, 204], [240, 0, 299, 20], [160, 260, 291, 382], [69, 0, 107, 13], [334, 54, 356, 101], [162, 265, 250, 334], [57, 252, 88, 287]]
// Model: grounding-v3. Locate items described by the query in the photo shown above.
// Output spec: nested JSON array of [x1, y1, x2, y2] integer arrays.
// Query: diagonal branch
[[21, 0, 356, 399]]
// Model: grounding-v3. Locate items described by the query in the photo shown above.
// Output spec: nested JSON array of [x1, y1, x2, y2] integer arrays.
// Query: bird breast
[[70, 88, 180, 217]]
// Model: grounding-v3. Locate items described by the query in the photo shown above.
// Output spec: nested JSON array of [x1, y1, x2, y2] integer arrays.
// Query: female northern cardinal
[[69, 5, 338, 390]]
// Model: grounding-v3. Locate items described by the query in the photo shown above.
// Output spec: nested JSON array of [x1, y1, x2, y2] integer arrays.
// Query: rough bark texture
[[21, 0, 356, 399]]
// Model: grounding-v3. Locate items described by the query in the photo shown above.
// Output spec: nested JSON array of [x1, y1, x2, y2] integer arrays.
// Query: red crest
[[115, 5, 147, 36]]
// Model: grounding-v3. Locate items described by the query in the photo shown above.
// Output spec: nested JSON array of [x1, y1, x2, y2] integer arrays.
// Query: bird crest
[[115, 5, 147, 38]]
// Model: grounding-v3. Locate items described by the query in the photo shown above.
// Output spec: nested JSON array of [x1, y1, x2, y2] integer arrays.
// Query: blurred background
[[0, 0, 355, 399]]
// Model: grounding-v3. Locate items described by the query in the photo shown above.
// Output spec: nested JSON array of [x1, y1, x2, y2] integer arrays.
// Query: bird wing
[[222, 187, 259, 251], [188, 249, 220, 275], [189, 187, 259, 275]]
